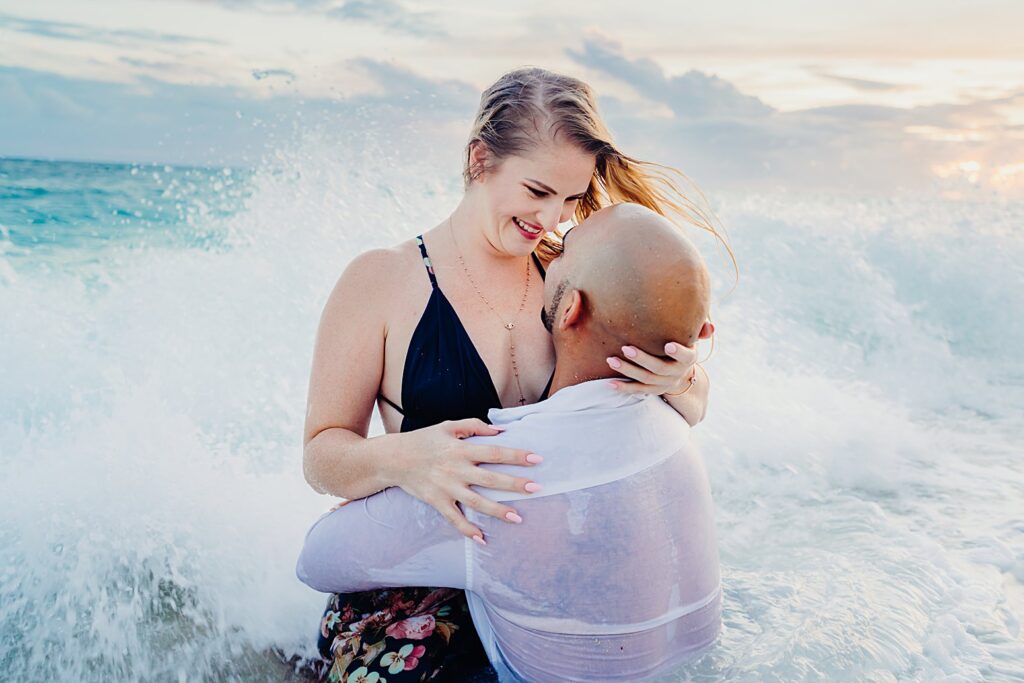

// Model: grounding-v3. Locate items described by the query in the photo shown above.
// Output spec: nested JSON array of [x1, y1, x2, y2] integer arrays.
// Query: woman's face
[[473, 138, 596, 256]]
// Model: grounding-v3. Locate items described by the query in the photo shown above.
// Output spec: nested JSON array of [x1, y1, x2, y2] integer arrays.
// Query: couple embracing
[[299, 67, 731, 682]]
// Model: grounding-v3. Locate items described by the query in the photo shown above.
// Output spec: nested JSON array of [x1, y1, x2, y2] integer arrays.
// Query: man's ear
[[560, 289, 584, 330], [697, 320, 715, 340]]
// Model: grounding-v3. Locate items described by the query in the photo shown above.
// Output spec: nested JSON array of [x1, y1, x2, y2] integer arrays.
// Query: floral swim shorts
[[315, 587, 492, 682]]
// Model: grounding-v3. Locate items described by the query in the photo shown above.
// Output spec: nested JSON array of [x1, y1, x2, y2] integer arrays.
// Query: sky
[[1, 0, 1022, 196]]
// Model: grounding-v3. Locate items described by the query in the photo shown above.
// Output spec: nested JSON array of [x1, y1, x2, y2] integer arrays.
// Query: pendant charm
[[505, 323, 515, 330]]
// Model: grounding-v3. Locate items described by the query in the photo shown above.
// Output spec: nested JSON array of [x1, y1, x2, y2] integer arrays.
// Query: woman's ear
[[467, 141, 489, 182]]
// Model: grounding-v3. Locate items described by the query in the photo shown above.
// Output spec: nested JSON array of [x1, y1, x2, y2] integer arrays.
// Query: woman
[[302, 67, 729, 682]]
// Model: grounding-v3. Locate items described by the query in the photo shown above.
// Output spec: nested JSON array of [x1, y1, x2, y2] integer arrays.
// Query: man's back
[[463, 380, 720, 681], [297, 380, 721, 681]]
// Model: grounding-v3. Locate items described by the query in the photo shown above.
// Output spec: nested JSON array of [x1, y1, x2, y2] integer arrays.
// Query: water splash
[[1, 121, 1023, 681]]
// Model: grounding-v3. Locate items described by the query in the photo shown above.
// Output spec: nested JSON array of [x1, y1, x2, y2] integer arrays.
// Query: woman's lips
[[514, 216, 543, 240]]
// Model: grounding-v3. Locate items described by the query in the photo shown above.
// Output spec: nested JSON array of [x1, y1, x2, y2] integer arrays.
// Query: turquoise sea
[[1, 148, 1023, 681]]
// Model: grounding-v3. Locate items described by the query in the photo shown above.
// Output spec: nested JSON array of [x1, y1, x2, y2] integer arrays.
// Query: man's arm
[[296, 487, 467, 593]]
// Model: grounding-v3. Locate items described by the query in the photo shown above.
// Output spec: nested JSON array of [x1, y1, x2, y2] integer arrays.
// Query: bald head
[[542, 204, 711, 360]]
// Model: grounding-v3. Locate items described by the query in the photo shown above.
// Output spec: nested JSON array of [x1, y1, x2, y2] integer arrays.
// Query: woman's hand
[[605, 341, 698, 395], [392, 418, 543, 544]]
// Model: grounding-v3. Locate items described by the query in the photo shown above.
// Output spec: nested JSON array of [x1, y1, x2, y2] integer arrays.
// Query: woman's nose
[[557, 203, 577, 226], [539, 202, 562, 231]]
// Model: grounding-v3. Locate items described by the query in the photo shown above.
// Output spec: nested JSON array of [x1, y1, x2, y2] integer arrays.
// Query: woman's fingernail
[[526, 453, 543, 464], [606, 357, 622, 369], [505, 511, 523, 524], [665, 342, 677, 354], [608, 381, 619, 390], [472, 534, 487, 546], [622, 346, 637, 358], [491, 425, 506, 432], [524, 482, 543, 493]]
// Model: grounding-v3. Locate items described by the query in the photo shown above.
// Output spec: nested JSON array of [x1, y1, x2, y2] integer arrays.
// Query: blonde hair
[[464, 66, 737, 285]]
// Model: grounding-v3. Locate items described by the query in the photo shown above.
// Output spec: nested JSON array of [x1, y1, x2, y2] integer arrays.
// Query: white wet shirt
[[297, 379, 721, 682]]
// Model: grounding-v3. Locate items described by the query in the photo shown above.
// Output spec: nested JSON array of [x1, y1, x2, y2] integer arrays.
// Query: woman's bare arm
[[660, 363, 710, 427], [301, 247, 543, 539], [302, 248, 401, 499]]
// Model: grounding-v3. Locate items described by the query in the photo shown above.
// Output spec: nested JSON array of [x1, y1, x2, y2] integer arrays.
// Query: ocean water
[[1, 138, 1023, 682]]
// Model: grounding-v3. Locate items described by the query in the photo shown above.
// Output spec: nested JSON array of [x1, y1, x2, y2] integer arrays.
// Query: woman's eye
[[527, 187, 546, 197]]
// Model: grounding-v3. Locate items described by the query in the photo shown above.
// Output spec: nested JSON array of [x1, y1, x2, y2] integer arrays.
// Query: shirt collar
[[487, 379, 643, 425]]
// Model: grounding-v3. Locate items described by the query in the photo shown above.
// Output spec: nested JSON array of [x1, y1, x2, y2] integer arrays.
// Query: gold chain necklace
[[448, 217, 532, 406]]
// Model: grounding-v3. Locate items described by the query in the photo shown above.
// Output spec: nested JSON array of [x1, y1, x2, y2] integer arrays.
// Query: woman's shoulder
[[342, 244, 400, 275], [330, 239, 426, 301]]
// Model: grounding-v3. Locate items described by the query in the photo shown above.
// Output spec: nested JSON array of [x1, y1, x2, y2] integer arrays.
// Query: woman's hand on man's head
[[605, 341, 698, 395]]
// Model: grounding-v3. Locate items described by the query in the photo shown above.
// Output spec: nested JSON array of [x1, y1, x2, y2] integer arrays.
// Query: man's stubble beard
[[541, 279, 569, 334]]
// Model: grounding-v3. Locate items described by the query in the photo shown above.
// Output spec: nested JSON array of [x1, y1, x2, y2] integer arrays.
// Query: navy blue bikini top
[[379, 235, 553, 433]]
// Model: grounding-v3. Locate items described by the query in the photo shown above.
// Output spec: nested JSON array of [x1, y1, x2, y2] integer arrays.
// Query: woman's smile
[[513, 216, 544, 240]]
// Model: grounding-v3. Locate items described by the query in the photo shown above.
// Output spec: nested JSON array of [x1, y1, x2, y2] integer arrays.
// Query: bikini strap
[[378, 393, 405, 415], [531, 251, 546, 281], [415, 235, 438, 289]]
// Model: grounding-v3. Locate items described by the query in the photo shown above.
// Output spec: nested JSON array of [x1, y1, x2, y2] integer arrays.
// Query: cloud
[[189, 0, 444, 37], [252, 68, 297, 84], [1, 33, 1021, 198], [0, 61, 474, 166], [0, 12, 220, 47], [567, 34, 772, 119], [568, 36, 1024, 196], [0, 66, 285, 165], [812, 71, 912, 93], [348, 58, 475, 108], [118, 57, 180, 72], [327, 0, 445, 37], [795, 104, 907, 122]]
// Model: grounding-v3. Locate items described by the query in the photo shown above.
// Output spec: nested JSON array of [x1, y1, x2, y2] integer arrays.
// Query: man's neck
[[547, 352, 620, 397]]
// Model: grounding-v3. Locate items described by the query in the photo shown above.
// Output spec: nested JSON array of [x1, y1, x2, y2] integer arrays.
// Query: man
[[297, 203, 720, 682]]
